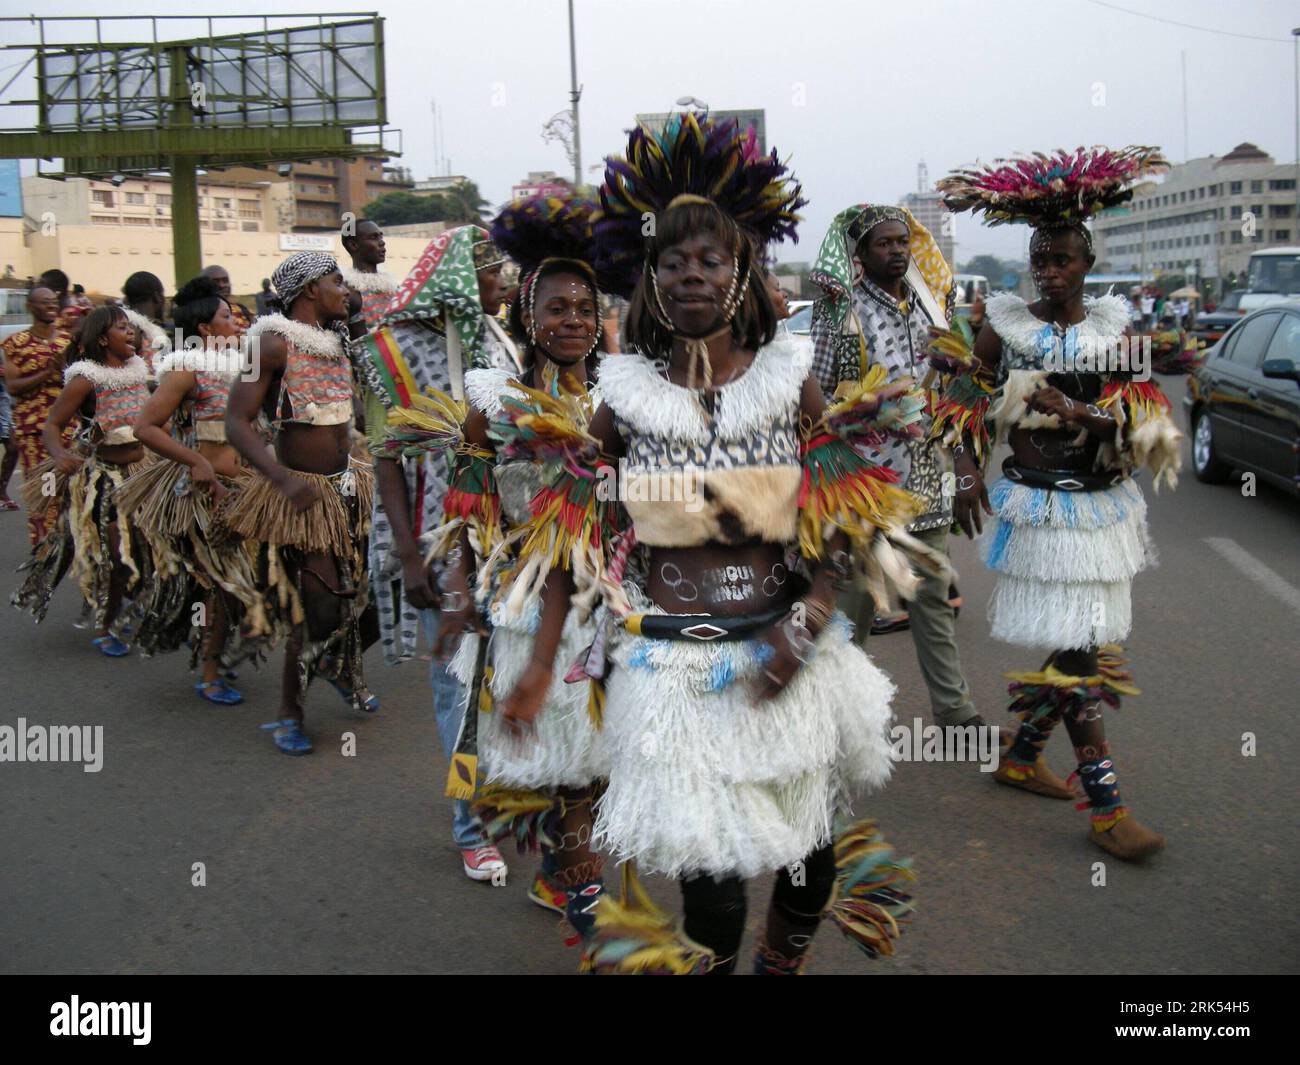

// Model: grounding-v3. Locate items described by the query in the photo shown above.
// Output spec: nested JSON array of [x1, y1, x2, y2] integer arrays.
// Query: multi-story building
[[1092, 142, 1298, 289], [510, 171, 571, 201], [256, 156, 414, 231], [899, 161, 955, 267], [635, 109, 766, 154], [413, 175, 471, 196], [22, 172, 278, 234]]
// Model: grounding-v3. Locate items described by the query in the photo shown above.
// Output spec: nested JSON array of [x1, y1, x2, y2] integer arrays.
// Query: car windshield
[[1220, 291, 1242, 311], [1247, 254, 1300, 295], [786, 305, 813, 335]]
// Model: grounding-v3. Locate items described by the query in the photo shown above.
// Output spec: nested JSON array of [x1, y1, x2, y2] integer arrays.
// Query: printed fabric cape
[[809, 205, 953, 391], [360, 225, 503, 395], [353, 226, 503, 664]]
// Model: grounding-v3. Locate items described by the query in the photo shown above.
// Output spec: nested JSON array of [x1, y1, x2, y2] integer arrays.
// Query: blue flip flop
[[195, 678, 244, 705], [92, 634, 131, 657], [260, 719, 312, 755]]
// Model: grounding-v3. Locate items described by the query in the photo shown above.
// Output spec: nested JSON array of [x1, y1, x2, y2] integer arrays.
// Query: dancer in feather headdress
[[934, 146, 1177, 861], [498, 112, 917, 975], [354, 226, 515, 880], [423, 190, 612, 941]]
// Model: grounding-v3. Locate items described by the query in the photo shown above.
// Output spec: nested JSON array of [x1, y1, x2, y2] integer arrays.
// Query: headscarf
[[272, 252, 339, 310], [373, 225, 500, 363], [810, 204, 953, 386]]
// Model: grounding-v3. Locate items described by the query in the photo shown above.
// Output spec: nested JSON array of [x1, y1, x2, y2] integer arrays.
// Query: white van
[[1239, 247, 1300, 312]]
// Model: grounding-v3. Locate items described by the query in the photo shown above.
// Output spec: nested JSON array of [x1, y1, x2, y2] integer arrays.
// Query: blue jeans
[[421, 609, 487, 849]]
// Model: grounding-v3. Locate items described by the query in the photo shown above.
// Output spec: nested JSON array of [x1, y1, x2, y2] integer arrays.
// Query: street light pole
[[568, 0, 582, 188]]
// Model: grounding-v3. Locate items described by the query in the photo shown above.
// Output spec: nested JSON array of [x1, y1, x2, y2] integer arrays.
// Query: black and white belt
[[623, 604, 790, 642], [1002, 458, 1129, 493]]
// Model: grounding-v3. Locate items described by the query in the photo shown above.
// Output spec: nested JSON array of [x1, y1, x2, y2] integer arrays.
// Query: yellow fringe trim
[[1003, 644, 1141, 696]]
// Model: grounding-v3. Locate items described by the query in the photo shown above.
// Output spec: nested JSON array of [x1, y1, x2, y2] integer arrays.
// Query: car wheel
[[1192, 407, 1231, 483]]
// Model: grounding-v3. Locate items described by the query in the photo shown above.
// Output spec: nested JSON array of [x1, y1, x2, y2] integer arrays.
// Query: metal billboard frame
[[0, 14, 397, 283]]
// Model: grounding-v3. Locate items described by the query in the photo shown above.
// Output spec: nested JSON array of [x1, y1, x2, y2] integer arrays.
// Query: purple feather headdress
[[490, 191, 598, 281], [594, 111, 806, 298], [937, 146, 1168, 230]]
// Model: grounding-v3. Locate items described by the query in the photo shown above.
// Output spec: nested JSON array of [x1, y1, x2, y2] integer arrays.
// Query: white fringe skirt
[[595, 607, 897, 881], [980, 476, 1155, 651], [451, 604, 609, 791]]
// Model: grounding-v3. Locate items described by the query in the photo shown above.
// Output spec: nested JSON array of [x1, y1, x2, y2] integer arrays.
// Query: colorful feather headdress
[[594, 111, 807, 297], [937, 146, 1168, 232], [490, 190, 600, 288]]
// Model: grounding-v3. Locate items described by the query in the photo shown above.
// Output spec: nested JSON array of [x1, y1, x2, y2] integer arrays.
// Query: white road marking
[[1203, 537, 1300, 617]]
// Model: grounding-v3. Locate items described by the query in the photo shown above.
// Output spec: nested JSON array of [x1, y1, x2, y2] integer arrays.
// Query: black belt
[[1002, 458, 1129, 493], [623, 604, 790, 642]]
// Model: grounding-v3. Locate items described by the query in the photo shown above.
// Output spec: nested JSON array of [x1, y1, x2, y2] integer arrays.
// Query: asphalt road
[[1, 373, 1297, 975]]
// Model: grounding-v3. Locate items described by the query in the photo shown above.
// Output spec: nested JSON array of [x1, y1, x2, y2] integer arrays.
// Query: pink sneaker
[[461, 844, 507, 884]]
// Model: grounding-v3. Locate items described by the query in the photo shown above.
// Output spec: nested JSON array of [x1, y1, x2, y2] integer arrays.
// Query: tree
[[960, 255, 1007, 283], [363, 190, 449, 227], [440, 180, 491, 224], [1155, 273, 1185, 298]]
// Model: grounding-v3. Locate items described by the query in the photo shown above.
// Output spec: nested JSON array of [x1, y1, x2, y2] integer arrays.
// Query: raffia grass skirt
[[222, 459, 373, 557], [68, 452, 154, 631], [219, 459, 374, 695], [451, 603, 608, 791], [20, 452, 75, 544], [115, 459, 272, 658], [12, 448, 86, 621], [11, 500, 74, 623], [595, 595, 897, 881], [980, 476, 1155, 651]]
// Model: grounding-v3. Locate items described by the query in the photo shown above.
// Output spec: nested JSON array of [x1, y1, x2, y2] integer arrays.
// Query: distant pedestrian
[[254, 278, 274, 318]]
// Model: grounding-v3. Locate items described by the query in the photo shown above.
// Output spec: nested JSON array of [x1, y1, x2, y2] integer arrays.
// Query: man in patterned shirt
[[1, 286, 72, 542], [810, 203, 984, 734], [356, 225, 514, 883]]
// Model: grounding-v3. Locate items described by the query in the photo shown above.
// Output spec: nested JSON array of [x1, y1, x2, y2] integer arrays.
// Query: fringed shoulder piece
[[986, 292, 1132, 369], [464, 367, 520, 420], [340, 267, 399, 295], [1082, 292, 1132, 338], [600, 334, 810, 445], [64, 356, 149, 391], [245, 314, 343, 359], [984, 294, 1042, 358]]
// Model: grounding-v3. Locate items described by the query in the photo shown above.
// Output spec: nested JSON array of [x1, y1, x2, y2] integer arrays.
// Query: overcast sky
[[4, 0, 1297, 265]]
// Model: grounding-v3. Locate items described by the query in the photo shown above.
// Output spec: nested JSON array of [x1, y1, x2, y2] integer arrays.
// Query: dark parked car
[[1185, 306, 1300, 495], [1191, 289, 1247, 345]]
